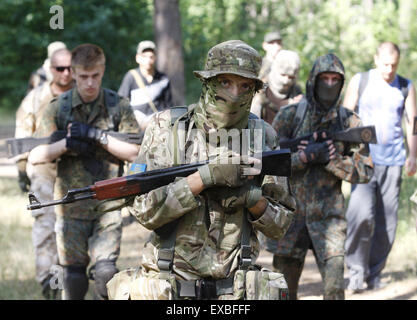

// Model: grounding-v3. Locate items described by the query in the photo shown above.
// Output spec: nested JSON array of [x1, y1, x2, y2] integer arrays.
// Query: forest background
[[1, 0, 417, 300], [1, 0, 417, 113]]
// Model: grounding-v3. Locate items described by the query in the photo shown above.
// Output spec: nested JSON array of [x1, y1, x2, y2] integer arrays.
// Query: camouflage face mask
[[193, 77, 255, 133]]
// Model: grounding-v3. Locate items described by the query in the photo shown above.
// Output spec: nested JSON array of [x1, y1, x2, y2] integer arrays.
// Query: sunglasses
[[53, 66, 71, 72]]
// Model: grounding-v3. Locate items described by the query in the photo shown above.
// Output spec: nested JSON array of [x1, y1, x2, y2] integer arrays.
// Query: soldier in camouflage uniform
[[15, 48, 74, 299], [269, 53, 374, 300], [251, 50, 303, 125], [29, 44, 140, 300], [109, 40, 295, 300]]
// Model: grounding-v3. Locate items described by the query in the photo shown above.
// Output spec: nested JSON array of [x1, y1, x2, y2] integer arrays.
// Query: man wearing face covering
[[269, 53, 374, 300], [106, 40, 296, 300], [251, 50, 303, 125]]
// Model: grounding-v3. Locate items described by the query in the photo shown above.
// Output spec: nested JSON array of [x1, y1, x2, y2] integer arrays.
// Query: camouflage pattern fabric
[[15, 82, 59, 284], [55, 211, 122, 266], [127, 107, 295, 286], [192, 78, 255, 133], [269, 54, 373, 299], [28, 162, 58, 284], [34, 87, 140, 220], [193, 40, 263, 91]]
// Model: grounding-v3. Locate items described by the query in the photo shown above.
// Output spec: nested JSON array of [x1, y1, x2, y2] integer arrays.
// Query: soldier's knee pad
[[94, 260, 118, 300], [63, 265, 89, 300]]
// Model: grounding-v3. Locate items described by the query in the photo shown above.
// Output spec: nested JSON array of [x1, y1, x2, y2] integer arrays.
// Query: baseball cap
[[264, 31, 282, 43], [137, 40, 156, 54]]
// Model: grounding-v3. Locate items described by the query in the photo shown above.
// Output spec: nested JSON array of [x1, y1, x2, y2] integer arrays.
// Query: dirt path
[[119, 218, 417, 300]]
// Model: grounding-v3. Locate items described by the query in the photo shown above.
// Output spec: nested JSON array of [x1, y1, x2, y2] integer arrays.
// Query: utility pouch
[[244, 268, 289, 300], [106, 268, 178, 300]]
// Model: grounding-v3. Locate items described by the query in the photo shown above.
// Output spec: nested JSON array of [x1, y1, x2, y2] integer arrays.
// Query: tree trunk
[[154, 0, 185, 106]]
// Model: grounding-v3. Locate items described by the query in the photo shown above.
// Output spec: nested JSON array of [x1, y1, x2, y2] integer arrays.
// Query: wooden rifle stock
[[27, 149, 291, 210]]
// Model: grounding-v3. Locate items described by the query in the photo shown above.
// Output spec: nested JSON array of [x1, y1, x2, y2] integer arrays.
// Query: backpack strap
[[397, 75, 409, 102], [338, 106, 349, 130], [239, 210, 253, 270], [155, 220, 180, 273], [57, 89, 74, 130], [103, 88, 120, 131], [129, 69, 158, 113], [291, 98, 308, 138]]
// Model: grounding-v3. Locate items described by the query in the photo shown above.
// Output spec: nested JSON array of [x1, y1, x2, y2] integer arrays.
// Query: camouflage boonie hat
[[264, 31, 282, 43], [193, 40, 264, 90]]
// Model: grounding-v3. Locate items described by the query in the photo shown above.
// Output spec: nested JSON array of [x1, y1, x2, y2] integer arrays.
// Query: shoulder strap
[[239, 210, 253, 270], [338, 106, 349, 130], [103, 88, 120, 131], [155, 220, 180, 273], [129, 69, 158, 113], [57, 89, 74, 130], [291, 98, 308, 138], [397, 75, 409, 102]]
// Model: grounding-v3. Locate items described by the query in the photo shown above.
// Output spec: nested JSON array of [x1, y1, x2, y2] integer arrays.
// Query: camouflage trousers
[[273, 254, 345, 300], [27, 162, 58, 284], [55, 210, 122, 267]]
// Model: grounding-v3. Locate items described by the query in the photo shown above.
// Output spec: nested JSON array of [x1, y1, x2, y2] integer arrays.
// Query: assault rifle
[[27, 149, 291, 210], [0, 130, 144, 158], [279, 126, 377, 152]]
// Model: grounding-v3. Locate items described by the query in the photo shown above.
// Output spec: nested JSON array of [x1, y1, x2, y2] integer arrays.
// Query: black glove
[[66, 137, 94, 156], [70, 121, 103, 143], [16, 159, 30, 192], [303, 141, 331, 165]]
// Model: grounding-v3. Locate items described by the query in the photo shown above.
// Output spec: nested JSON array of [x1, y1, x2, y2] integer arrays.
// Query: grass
[[0, 172, 416, 299]]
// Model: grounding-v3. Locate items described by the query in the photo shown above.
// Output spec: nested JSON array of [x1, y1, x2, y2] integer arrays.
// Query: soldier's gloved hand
[[198, 163, 246, 188], [70, 121, 103, 143], [16, 159, 30, 192], [302, 141, 331, 165], [66, 137, 94, 156], [211, 183, 263, 211]]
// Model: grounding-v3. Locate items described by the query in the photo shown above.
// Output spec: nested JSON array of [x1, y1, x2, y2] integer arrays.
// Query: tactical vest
[[156, 106, 267, 274], [56, 88, 121, 131]]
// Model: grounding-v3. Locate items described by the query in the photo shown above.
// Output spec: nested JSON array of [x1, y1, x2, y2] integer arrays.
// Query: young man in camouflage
[[269, 53, 374, 300], [15, 48, 74, 299], [29, 43, 140, 300], [251, 50, 303, 125], [109, 40, 295, 300]]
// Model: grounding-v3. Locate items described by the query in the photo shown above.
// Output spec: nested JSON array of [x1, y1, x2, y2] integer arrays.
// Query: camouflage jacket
[[128, 106, 295, 280], [35, 87, 140, 220], [269, 54, 374, 261], [15, 82, 56, 161]]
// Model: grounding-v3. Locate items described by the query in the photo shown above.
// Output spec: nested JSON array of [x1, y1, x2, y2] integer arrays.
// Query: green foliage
[[1, 0, 417, 109], [0, 0, 153, 113]]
